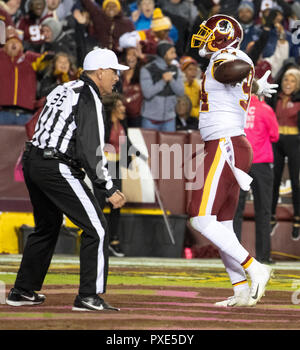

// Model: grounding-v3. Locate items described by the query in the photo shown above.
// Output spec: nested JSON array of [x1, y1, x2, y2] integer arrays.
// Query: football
[[214, 59, 252, 84]]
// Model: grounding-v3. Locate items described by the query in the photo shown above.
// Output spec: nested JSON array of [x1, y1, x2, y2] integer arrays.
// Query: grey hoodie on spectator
[[140, 56, 184, 122]]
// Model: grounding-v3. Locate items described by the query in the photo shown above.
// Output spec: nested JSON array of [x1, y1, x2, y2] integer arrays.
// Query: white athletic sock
[[190, 215, 249, 264], [220, 220, 249, 294], [219, 221, 263, 280], [240, 255, 263, 280]]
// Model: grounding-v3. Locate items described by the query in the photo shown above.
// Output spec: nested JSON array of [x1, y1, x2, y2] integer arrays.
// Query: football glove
[[256, 70, 278, 98]]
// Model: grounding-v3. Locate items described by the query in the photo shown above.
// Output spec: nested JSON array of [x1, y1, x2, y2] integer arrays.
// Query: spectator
[[246, 8, 292, 80], [219, 0, 241, 17], [96, 92, 147, 256], [130, 0, 155, 30], [94, 92, 127, 257], [66, 2, 99, 67], [156, 0, 198, 29], [175, 94, 193, 130], [0, 0, 22, 25], [0, 34, 43, 125], [179, 55, 200, 129], [246, 8, 280, 67], [263, 11, 291, 79], [38, 51, 79, 98], [43, 0, 61, 18], [137, 7, 174, 56], [40, 17, 77, 62], [260, 8, 292, 56], [0, 3, 18, 42], [17, 0, 49, 51], [237, 1, 262, 53], [183, 1, 220, 68], [193, 0, 220, 21], [80, 0, 135, 54], [233, 94, 279, 263], [43, 0, 74, 21], [269, 68, 300, 240], [140, 40, 184, 131], [130, 0, 179, 49], [258, 0, 292, 27], [119, 31, 145, 127]]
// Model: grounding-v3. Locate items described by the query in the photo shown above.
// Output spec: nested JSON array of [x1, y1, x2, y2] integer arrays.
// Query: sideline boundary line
[[1, 255, 300, 270]]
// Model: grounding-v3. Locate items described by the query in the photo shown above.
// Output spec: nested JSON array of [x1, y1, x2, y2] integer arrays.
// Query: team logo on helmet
[[216, 20, 234, 39]]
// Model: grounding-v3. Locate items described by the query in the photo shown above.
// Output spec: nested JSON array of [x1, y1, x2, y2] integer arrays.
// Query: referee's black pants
[[233, 163, 273, 262], [14, 147, 109, 296]]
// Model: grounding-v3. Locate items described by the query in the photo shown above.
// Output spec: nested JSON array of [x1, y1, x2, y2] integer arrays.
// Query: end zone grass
[[1, 256, 300, 330]]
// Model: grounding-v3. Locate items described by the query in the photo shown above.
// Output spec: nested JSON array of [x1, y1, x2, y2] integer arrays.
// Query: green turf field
[[1, 255, 299, 291]]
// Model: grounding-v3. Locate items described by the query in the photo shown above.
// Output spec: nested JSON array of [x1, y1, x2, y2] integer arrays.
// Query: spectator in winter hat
[[41, 16, 62, 41], [80, 0, 135, 53], [40, 17, 77, 61], [140, 39, 184, 131], [237, 0, 262, 52], [102, 0, 121, 18], [138, 7, 174, 55]]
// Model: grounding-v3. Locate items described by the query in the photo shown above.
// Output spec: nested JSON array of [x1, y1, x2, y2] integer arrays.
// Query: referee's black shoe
[[72, 295, 120, 312], [6, 288, 46, 306]]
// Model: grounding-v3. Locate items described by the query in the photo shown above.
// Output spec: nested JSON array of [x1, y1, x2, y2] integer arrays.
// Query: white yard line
[[0, 255, 300, 271]]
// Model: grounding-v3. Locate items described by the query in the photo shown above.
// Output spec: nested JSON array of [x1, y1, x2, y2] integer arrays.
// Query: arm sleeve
[[80, 0, 103, 24], [76, 90, 118, 197]]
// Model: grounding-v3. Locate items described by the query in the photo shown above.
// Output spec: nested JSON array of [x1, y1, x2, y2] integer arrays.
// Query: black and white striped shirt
[[32, 74, 115, 197], [32, 82, 78, 155]]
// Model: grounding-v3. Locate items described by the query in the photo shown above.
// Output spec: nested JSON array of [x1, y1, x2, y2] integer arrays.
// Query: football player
[[189, 14, 278, 307]]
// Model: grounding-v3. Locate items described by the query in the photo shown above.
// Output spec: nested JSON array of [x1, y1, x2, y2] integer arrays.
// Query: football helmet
[[191, 15, 243, 57]]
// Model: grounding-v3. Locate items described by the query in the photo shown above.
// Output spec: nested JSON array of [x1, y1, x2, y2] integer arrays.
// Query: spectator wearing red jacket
[[17, 0, 51, 51], [233, 94, 279, 263], [0, 34, 42, 125], [0, 5, 17, 40], [0, 6, 14, 28], [80, 0, 135, 54]]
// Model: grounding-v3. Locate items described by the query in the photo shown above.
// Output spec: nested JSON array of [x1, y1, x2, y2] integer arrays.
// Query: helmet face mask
[[191, 23, 213, 48], [191, 15, 243, 56]]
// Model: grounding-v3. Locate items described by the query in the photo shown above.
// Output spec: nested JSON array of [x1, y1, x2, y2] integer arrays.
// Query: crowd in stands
[[0, 0, 299, 130]]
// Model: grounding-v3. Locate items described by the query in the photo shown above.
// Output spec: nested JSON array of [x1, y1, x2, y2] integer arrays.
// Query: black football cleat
[[72, 295, 120, 312], [6, 288, 46, 306]]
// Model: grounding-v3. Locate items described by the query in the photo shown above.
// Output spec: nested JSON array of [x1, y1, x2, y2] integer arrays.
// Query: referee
[[6, 48, 128, 311]]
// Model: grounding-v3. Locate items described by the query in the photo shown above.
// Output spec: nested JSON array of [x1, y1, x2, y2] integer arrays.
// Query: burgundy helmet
[[191, 15, 243, 56]]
